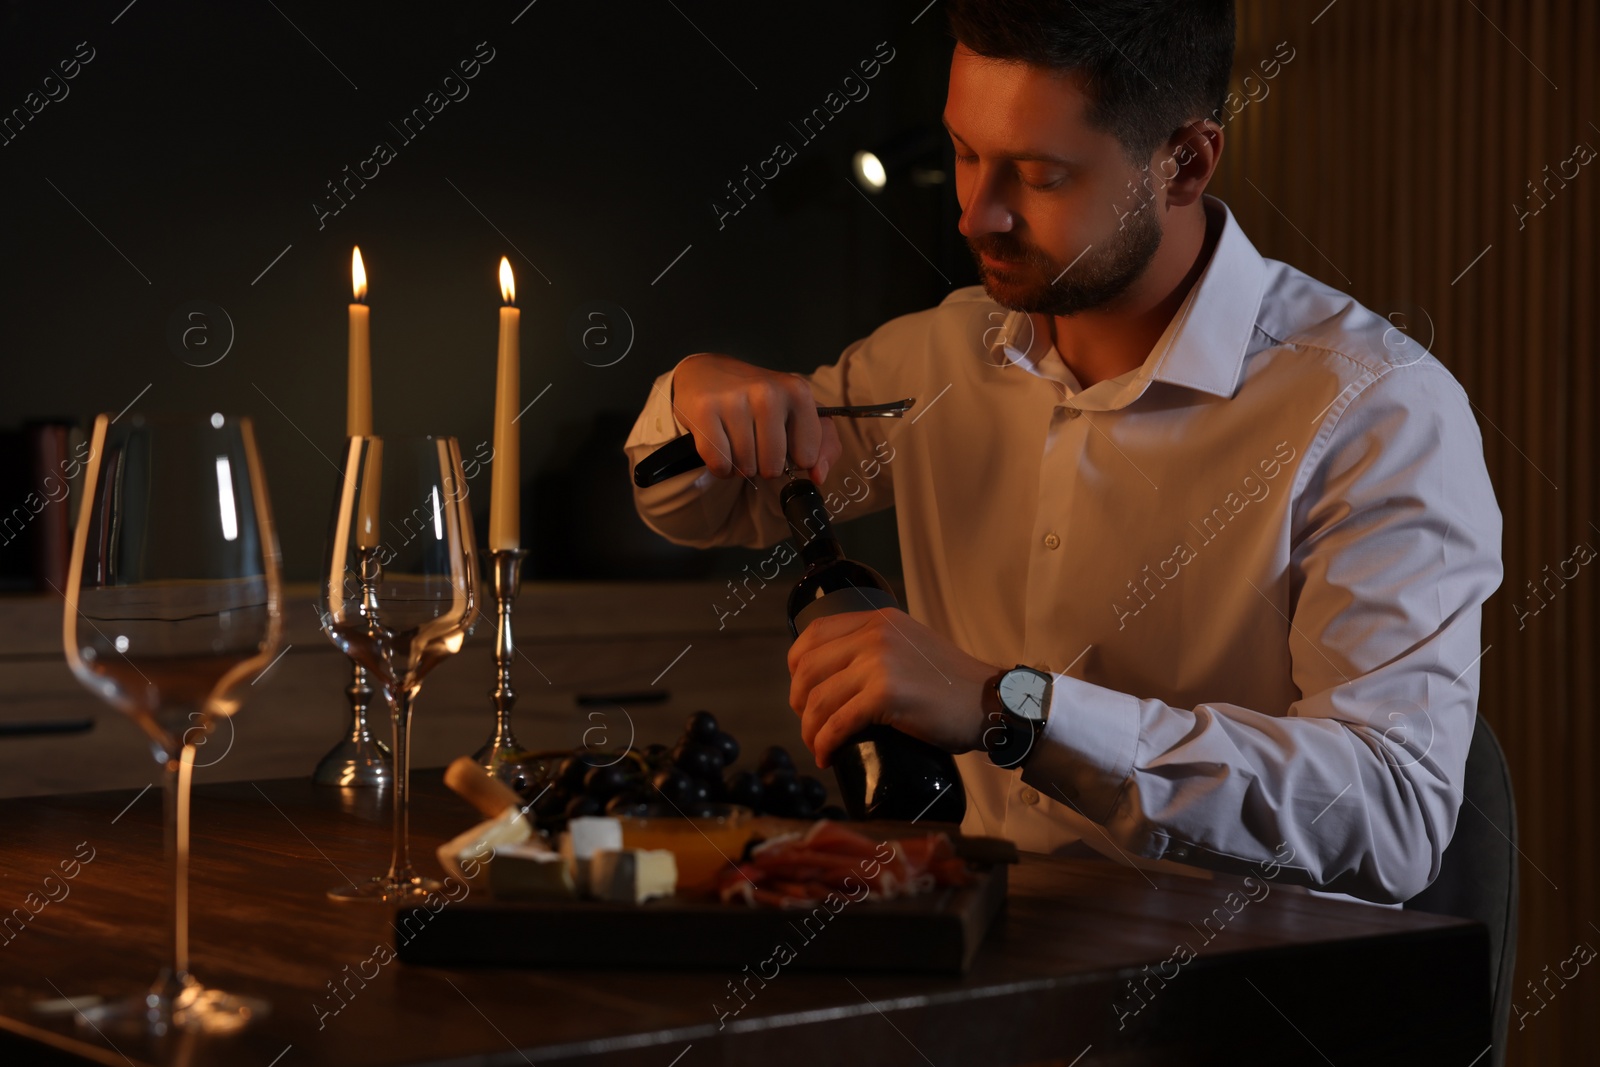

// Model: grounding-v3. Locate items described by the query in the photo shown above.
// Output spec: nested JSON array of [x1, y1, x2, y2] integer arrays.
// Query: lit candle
[[348, 247, 372, 437], [489, 256, 520, 552], [349, 247, 380, 549]]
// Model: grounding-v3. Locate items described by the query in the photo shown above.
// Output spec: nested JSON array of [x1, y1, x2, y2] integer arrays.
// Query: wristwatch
[[982, 665, 1053, 769]]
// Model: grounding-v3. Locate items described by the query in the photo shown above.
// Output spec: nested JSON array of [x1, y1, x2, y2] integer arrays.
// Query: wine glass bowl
[[326, 569, 472, 695], [61, 412, 282, 1034], [322, 435, 477, 902], [69, 577, 277, 762]]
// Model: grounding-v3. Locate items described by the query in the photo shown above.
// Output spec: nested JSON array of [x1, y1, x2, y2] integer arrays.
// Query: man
[[624, 0, 1501, 905]]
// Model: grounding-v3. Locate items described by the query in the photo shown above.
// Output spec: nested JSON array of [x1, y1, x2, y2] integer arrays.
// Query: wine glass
[[61, 412, 283, 1034], [321, 435, 477, 902]]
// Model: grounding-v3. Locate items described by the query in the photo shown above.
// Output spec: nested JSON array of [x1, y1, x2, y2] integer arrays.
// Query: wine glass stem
[[162, 744, 197, 985], [386, 690, 416, 884]]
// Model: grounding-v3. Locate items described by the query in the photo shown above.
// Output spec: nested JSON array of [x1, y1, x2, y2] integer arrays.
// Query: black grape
[[583, 762, 631, 799], [798, 775, 828, 814], [757, 745, 795, 776], [708, 730, 741, 766], [555, 755, 594, 793], [686, 710, 720, 741], [675, 743, 725, 781], [726, 770, 764, 811], [564, 794, 605, 819], [652, 766, 698, 806], [761, 769, 805, 816]]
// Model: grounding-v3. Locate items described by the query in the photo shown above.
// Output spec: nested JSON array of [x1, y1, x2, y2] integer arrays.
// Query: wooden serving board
[[394, 861, 1006, 974]]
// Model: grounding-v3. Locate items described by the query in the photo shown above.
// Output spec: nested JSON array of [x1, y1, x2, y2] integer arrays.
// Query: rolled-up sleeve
[[623, 337, 900, 551], [1020, 359, 1503, 904], [622, 355, 767, 549]]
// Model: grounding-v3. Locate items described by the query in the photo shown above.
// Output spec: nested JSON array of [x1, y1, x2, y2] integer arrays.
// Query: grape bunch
[[726, 744, 845, 820], [524, 710, 847, 826]]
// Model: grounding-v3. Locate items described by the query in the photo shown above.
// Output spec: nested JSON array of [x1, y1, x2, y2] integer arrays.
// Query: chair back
[[1404, 716, 1518, 1067]]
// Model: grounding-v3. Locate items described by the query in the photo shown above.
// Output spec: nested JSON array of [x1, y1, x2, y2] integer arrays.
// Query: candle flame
[[352, 246, 367, 302], [499, 256, 515, 305]]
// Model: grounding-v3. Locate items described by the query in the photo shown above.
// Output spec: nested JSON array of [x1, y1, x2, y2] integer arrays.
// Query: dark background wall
[[0, 0, 970, 585], [3, 2, 1598, 1065]]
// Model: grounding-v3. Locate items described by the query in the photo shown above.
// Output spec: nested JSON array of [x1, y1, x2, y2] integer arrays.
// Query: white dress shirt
[[623, 194, 1503, 906]]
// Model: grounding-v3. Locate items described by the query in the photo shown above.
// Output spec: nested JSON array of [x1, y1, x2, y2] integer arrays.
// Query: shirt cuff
[[1018, 674, 1141, 823], [621, 356, 699, 453]]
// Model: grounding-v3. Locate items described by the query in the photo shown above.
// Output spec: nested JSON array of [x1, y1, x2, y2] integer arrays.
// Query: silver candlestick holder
[[314, 546, 392, 788], [311, 661, 392, 788], [473, 548, 536, 790]]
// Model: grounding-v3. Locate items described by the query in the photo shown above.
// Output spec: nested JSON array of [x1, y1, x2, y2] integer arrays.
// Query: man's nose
[[958, 169, 1013, 239]]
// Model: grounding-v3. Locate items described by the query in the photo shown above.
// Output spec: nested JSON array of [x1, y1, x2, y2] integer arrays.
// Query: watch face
[[998, 668, 1048, 721]]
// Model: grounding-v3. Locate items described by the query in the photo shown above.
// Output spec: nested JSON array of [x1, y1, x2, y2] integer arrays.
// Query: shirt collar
[[989, 195, 1267, 406]]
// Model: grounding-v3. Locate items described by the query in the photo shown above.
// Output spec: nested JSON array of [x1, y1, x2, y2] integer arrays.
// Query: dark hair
[[947, 0, 1236, 163]]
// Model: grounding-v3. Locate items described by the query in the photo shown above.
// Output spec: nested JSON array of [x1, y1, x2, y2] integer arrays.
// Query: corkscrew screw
[[632, 398, 916, 488]]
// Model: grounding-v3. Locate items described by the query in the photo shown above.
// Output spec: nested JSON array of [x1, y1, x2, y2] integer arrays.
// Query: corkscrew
[[632, 398, 915, 487]]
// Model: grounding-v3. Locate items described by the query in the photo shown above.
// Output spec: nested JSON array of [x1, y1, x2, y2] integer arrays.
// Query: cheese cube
[[489, 844, 575, 899], [560, 816, 623, 893], [589, 848, 678, 904]]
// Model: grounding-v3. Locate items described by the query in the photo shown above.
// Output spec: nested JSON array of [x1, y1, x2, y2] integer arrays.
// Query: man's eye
[[954, 152, 978, 164], [1021, 171, 1067, 192]]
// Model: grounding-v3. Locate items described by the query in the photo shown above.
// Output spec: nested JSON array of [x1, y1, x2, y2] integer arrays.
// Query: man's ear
[[1152, 120, 1224, 209]]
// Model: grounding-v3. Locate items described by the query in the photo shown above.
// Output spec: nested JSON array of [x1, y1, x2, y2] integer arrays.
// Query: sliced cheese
[[436, 808, 535, 886]]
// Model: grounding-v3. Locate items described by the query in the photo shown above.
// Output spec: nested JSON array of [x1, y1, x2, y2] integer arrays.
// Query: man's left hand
[[787, 607, 999, 769]]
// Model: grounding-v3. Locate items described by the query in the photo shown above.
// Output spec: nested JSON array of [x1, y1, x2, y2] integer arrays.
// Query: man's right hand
[[671, 353, 842, 483]]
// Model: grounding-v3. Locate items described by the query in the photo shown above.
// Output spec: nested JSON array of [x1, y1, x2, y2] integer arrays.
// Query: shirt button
[[1168, 845, 1190, 861], [654, 416, 663, 433], [1062, 408, 1082, 420], [1019, 786, 1041, 806], [1043, 533, 1061, 550]]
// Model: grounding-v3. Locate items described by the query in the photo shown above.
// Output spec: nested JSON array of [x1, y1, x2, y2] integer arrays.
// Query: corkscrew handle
[[632, 434, 704, 488]]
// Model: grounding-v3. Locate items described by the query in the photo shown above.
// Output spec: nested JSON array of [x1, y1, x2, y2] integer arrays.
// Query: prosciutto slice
[[714, 820, 972, 908]]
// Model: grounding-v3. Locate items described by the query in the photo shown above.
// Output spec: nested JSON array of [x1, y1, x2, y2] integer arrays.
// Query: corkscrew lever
[[632, 398, 916, 488]]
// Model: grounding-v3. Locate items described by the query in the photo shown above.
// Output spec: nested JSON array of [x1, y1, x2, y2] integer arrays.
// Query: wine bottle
[[780, 477, 966, 824]]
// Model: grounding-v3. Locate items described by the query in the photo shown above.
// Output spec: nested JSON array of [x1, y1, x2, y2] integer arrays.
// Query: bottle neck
[[780, 479, 844, 566]]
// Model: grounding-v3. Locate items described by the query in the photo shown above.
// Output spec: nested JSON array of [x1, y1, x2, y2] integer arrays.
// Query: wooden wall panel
[[1219, 3, 1599, 1063]]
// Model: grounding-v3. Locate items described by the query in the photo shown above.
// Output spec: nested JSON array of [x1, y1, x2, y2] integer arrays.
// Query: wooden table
[[0, 775, 1489, 1066]]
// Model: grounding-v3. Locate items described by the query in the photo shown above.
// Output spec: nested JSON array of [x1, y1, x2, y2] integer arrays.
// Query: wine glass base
[[48, 975, 267, 1036], [327, 874, 444, 904]]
